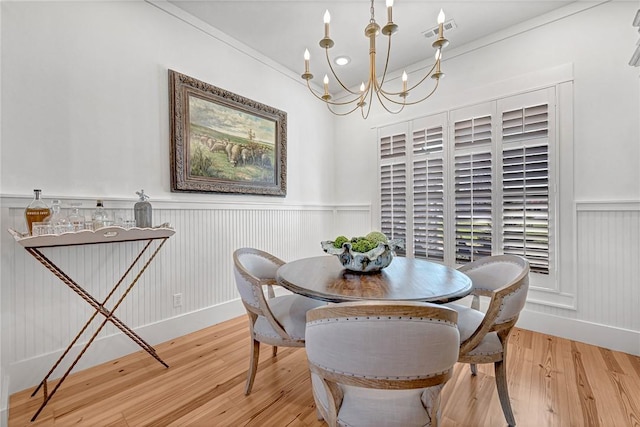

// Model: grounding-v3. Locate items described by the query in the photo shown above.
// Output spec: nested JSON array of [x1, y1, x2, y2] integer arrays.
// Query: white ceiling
[[168, 1, 575, 90]]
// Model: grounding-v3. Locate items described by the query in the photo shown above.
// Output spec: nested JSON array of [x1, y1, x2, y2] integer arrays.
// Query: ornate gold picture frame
[[169, 70, 287, 196]]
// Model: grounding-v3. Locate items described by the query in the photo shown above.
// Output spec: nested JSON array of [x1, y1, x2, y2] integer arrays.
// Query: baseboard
[[517, 309, 640, 356], [1, 298, 246, 419]]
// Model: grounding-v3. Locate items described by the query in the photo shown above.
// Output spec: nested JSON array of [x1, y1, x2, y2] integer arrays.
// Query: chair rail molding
[[575, 200, 640, 211]]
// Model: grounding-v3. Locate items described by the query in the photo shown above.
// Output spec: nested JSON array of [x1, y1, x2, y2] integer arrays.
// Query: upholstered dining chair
[[233, 247, 325, 395], [305, 301, 460, 427], [446, 255, 530, 427]]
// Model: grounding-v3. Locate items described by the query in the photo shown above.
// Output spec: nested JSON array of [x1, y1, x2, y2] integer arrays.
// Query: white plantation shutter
[[500, 91, 553, 275], [412, 116, 446, 261], [380, 126, 408, 255], [451, 104, 494, 263], [454, 115, 492, 148], [502, 103, 548, 143], [502, 145, 549, 273], [380, 163, 407, 255], [380, 132, 407, 159], [454, 151, 493, 263], [413, 124, 444, 154]]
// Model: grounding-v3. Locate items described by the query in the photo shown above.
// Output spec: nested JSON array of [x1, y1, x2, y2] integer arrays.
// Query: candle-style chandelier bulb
[[320, 9, 335, 48], [301, 49, 313, 80], [433, 8, 449, 49], [400, 71, 408, 98], [322, 74, 332, 101]]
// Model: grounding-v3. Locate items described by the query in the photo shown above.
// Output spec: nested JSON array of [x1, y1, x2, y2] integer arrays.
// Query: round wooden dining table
[[276, 255, 472, 303]]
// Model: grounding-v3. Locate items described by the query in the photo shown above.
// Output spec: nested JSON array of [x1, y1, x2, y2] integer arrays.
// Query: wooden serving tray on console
[[9, 226, 175, 248]]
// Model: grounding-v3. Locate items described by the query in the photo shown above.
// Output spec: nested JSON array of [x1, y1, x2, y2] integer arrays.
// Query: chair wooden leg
[[272, 345, 278, 357], [424, 391, 441, 427], [494, 359, 516, 426], [245, 339, 260, 395], [470, 363, 478, 376]]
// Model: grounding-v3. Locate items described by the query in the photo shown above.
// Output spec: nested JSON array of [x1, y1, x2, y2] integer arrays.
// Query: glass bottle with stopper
[[92, 200, 110, 230], [134, 190, 152, 228], [25, 189, 51, 235], [67, 202, 85, 231], [48, 199, 73, 234]]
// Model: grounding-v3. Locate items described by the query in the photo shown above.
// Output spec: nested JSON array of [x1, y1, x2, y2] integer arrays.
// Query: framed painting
[[169, 70, 287, 196]]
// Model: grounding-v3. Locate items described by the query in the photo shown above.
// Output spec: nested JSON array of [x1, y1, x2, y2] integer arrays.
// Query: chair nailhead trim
[[308, 317, 457, 327], [311, 364, 450, 381]]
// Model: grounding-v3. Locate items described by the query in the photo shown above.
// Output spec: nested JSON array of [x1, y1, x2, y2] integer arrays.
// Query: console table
[[9, 226, 175, 421]]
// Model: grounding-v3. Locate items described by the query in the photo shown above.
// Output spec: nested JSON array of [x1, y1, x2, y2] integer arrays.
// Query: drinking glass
[[113, 209, 134, 229], [32, 222, 54, 236]]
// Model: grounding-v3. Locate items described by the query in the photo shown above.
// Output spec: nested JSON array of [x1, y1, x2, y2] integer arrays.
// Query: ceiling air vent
[[422, 19, 457, 39]]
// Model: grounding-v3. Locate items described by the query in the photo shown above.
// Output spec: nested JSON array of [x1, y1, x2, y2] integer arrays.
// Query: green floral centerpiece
[[321, 231, 405, 273]]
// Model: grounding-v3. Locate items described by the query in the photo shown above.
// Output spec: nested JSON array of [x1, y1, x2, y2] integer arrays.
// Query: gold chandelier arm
[[400, 77, 441, 106], [326, 102, 362, 116], [306, 79, 367, 107], [375, 34, 394, 94], [305, 79, 333, 102], [360, 86, 375, 119], [373, 87, 407, 114], [377, 58, 439, 98], [327, 95, 368, 106], [325, 48, 359, 95], [374, 74, 440, 108], [327, 85, 374, 118], [406, 60, 440, 93]]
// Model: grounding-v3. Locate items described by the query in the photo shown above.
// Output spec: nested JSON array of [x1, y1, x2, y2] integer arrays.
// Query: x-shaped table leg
[[27, 238, 169, 421]]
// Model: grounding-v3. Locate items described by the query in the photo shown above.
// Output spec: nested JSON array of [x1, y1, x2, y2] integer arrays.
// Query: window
[[379, 87, 556, 277]]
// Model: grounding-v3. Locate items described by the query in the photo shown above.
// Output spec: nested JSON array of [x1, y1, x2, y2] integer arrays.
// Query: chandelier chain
[[370, 0, 376, 24]]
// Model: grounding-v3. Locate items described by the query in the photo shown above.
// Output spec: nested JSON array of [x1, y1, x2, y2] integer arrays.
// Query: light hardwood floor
[[8, 316, 640, 426]]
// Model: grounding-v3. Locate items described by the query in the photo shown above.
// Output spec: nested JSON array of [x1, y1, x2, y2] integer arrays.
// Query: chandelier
[[301, 0, 449, 119]]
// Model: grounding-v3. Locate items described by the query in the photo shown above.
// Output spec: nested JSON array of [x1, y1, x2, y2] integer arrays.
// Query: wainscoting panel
[[521, 203, 640, 354], [575, 208, 640, 331], [4, 197, 639, 399], [2, 201, 371, 370]]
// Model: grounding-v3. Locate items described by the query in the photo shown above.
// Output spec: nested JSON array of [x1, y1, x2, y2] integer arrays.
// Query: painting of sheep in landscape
[[169, 70, 287, 196]]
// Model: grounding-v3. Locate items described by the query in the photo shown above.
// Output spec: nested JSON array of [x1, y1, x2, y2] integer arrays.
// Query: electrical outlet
[[173, 293, 183, 308]]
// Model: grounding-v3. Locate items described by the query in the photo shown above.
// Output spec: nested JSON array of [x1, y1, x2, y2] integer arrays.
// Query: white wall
[[1, 0, 336, 204], [0, 0, 360, 420], [335, 1, 640, 354]]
